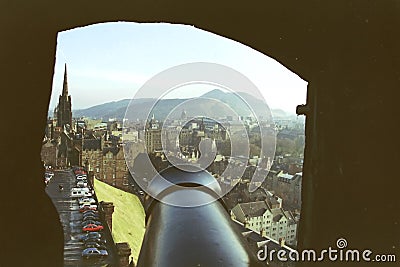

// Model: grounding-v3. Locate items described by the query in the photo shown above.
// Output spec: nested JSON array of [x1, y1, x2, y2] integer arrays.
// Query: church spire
[[62, 63, 68, 96]]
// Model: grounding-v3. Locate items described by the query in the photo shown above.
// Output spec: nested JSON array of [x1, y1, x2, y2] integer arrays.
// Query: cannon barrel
[[137, 166, 263, 267]]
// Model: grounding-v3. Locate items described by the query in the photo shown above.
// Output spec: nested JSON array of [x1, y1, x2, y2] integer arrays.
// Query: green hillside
[[69, 89, 291, 121], [94, 178, 145, 263]]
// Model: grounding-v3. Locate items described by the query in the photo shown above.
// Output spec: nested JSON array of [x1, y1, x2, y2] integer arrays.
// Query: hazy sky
[[50, 22, 307, 113]]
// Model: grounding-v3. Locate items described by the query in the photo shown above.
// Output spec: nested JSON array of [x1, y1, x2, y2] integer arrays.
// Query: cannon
[[137, 165, 264, 267]]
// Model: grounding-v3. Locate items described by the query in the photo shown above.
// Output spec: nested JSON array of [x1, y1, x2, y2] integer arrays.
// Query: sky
[[50, 22, 307, 113]]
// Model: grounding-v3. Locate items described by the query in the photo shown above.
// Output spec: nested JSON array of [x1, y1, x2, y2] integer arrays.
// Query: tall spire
[[62, 63, 68, 96]]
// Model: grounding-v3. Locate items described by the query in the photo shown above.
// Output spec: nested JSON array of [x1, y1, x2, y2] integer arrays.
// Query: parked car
[[82, 208, 98, 213], [83, 224, 104, 232], [72, 187, 90, 193], [83, 237, 101, 244], [71, 191, 92, 198], [85, 238, 106, 245], [95, 243, 107, 250], [82, 220, 102, 226], [76, 179, 88, 184], [80, 207, 97, 213], [82, 216, 100, 222], [82, 248, 108, 259], [84, 241, 107, 249], [76, 175, 87, 181], [80, 203, 96, 208], [82, 210, 99, 216], [82, 216, 101, 221], [81, 232, 101, 241], [85, 241, 107, 250], [76, 181, 88, 188], [80, 204, 97, 212], [78, 197, 96, 205], [79, 201, 97, 209], [74, 169, 86, 175]]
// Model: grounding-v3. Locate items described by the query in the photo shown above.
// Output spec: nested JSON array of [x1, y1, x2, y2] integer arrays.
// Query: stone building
[[41, 140, 58, 167], [145, 115, 162, 153], [101, 147, 129, 188], [231, 193, 298, 247], [82, 138, 103, 179], [265, 170, 302, 211], [54, 64, 72, 129], [42, 64, 77, 168], [81, 137, 132, 190]]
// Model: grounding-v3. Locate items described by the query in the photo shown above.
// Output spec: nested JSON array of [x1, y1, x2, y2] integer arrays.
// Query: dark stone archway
[[1, 1, 399, 266]]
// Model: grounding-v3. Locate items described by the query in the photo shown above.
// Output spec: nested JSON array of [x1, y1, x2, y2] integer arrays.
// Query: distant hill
[[69, 89, 296, 121], [73, 99, 131, 119]]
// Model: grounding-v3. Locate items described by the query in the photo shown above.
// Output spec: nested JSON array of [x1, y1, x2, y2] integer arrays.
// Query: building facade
[[41, 140, 58, 167], [82, 138, 130, 190], [145, 116, 162, 153], [54, 64, 72, 129], [265, 170, 302, 211], [231, 194, 298, 247]]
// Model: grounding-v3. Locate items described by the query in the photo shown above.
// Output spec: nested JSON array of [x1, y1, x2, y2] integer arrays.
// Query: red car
[[74, 169, 87, 175], [80, 205, 97, 212], [82, 224, 103, 232]]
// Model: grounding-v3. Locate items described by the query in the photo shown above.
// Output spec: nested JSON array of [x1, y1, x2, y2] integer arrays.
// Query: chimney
[[116, 242, 132, 267], [260, 228, 266, 237], [100, 201, 114, 232]]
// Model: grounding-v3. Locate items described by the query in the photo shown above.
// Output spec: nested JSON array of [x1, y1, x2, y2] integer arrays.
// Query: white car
[[77, 181, 88, 188], [80, 204, 97, 210], [71, 187, 90, 193], [79, 197, 96, 205], [71, 191, 92, 198]]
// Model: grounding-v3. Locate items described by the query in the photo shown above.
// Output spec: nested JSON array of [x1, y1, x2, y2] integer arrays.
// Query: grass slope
[[94, 178, 145, 263]]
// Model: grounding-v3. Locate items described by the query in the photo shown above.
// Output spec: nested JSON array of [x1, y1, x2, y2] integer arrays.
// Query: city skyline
[[50, 22, 307, 113]]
